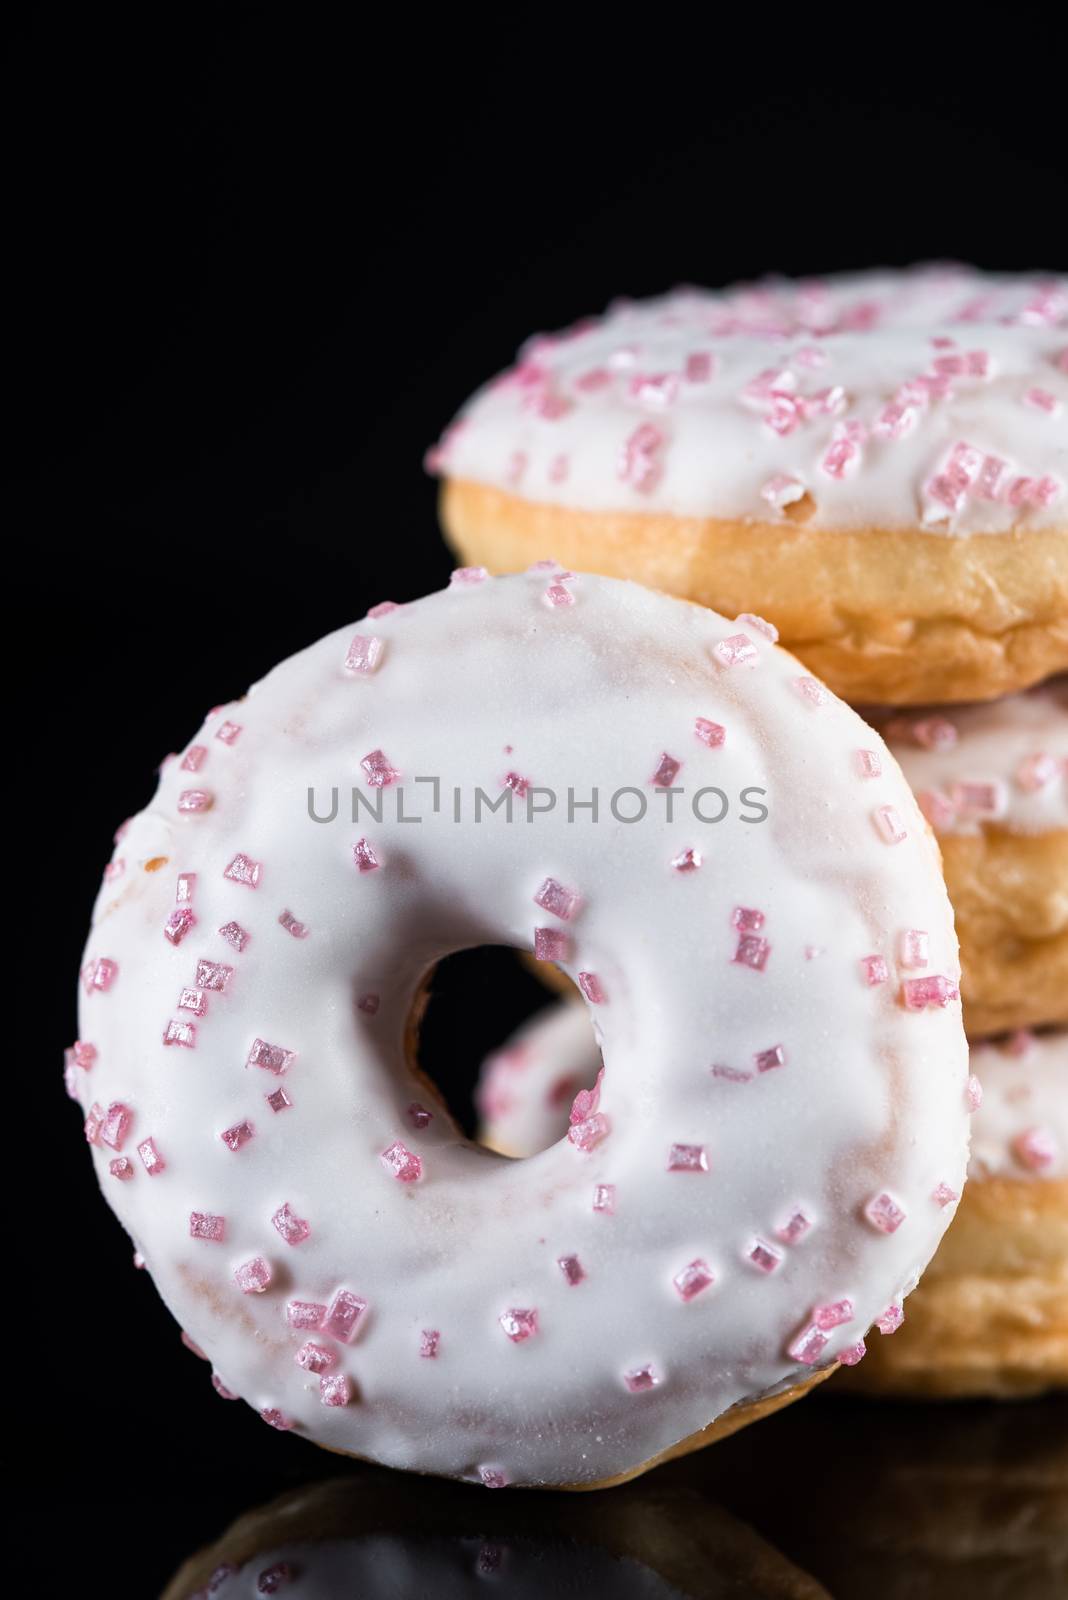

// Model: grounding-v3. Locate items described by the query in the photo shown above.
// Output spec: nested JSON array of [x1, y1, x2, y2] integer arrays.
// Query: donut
[[69, 569, 969, 1488], [873, 683, 1068, 1036], [840, 1028, 1068, 1397], [479, 1009, 1067, 1398], [433, 265, 1068, 705], [163, 1472, 832, 1600]]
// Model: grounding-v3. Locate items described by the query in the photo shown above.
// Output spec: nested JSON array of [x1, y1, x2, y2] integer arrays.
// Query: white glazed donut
[[70, 570, 969, 1488], [435, 266, 1068, 703], [872, 684, 1068, 1035]]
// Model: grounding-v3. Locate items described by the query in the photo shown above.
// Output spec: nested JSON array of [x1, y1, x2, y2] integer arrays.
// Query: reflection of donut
[[842, 1030, 1068, 1397], [872, 685, 1068, 1036], [479, 1013, 1068, 1397], [434, 267, 1068, 706], [163, 1472, 832, 1600], [70, 570, 967, 1487]]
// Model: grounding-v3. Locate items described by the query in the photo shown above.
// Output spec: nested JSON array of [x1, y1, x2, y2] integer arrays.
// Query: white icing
[[484, 1012, 1066, 1188], [873, 681, 1068, 836], [969, 1032, 1066, 1180], [74, 571, 968, 1487], [436, 267, 1068, 535]]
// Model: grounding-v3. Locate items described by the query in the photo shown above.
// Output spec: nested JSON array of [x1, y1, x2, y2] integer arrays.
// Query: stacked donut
[[436, 265, 1068, 1396]]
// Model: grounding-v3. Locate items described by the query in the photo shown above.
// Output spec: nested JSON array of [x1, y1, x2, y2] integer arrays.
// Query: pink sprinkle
[[219, 920, 250, 952], [787, 1323, 829, 1365], [266, 1087, 292, 1113], [793, 676, 829, 707], [1012, 1127, 1058, 1172], [864, 1191, 906, 1234], [899, 929, 929, 969], [966, 1074, 983, 1111], [352, 837, 380, 873], [100, 1102, 133, 1151], [320, 1372, 353, 1407], [479, 1466, 509, 1489], [650, 751, 682, 787], [685, 351, 714, 382], [630, 370, 680, 407], [220, 1120, 254, 1151], [549, 453, 569, 483], [815, 1299, 854, 1330], [212, 1374, 238, 1400], [278, 909, 309, 939], [558, 1254, 586, 1286], [84, 1103, 104, 1143], [499, 1307, 538, 1342], [732, 933, 771, 972], [361, 749, 400, 788], [407, 1101, 433, 1130], [838, 1340, 867, 1367], [163, 908, 197, 946], [577, 971, 606, 1004], [381, 1140, 423, 1183], [224, 853, 262, 889], [569, 1069, 603, 1125], [190, 1211, 226, 1242], [1016, 752, 1059, 792], [260, 1409, 291, 1430], [876, 1303, 904, 1335], [295, 1341, 334, 1372], [109, 1157, 134, 1180], [861, 954, 890, 986], [256, 1564, 292, 1596], [1024, 387, 1060, 414], [694, 717, 726, 748], [138, 1137, 165, 1175], [568, 1112, 610, 1152], [901, 974, 959, 1011], [450, 565, 489, 586], [755, 1043, 785, 1073], [931, 1182, 959, 1207], [1007, 1029, 1037, 1057], [178, 789, 214, 814], [502, 771, 531, 799], [713, 633, 757, 668], [674, 1259, 714, 1301], [760, 473, 805, 510], [668, 1143, 708, 1173], [576, 366, 611, 391], [671, 847, 702, 872], [323, 1289, 367, 1343], [65, 1038, 97, 1073], [195, 959, 233, 993], [420, 1329, 440, 1359], [357, 993, 379, 1016], [344, 634, 384, 674], [544, 582, 575, 609], [917, 789, 957, 830], [534, 876, 582, 921], [247, 1037, 295, 1074], [747, 1239, 782, 1273], [912, 717, 958, 751], [83, 957, 119, 993], [103, 858, 125, 882], [534, 927, 570, 963], [734, 613, 778, 644], [272, 1203, 310, 1245], [733, 906, 765, 932], [776, 1211, 812, 1245], [623, 1365, 660, 1393], [618, 422, 665, 491], [178, 987, 205, 1016], [873, 805, 908, 845], [215, 721, 242, 746], [368, 600, 398, 619], [287, 1301, 326, 1330], [977, 454, 1009, 500], [952, 780, 1007, 820], [592, 1183, 615, 1213], [181, 746, 207, 772], [712, 1062, 752, 1082], [821, 429, 861, 479]]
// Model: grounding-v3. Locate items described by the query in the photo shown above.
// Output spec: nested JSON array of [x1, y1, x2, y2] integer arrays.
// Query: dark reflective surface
[[151, 1392, 1066, 1598]]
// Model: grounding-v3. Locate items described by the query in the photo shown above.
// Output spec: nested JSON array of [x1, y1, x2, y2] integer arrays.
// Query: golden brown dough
[[442, 478, 1068, 706]]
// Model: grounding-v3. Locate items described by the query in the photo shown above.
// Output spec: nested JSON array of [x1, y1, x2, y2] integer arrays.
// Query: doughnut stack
[[436, 265, 1068, 1396]]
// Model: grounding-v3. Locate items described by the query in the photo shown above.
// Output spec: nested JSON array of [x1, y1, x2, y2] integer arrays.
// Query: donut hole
[[415, 947, 566, 1143]]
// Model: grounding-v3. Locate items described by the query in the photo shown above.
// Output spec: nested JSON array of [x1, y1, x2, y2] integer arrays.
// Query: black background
[[18, 15, 1066, 1593]]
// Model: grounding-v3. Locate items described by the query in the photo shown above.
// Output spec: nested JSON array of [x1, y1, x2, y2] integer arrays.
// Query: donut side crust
[[835, 1177, 1068, 1398], [442, 479, 1068, 706]]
